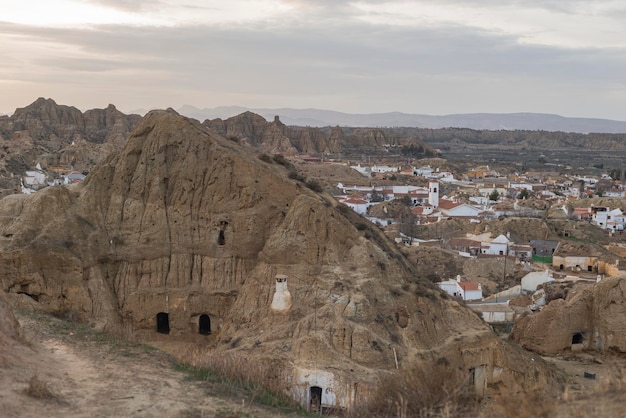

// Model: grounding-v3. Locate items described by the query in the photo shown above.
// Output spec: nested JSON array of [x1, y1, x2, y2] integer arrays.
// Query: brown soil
[[543, 353, 626, 418], [0, 312, 302, 418]]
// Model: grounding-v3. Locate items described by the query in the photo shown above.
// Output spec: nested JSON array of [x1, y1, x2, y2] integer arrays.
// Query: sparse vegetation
[[272, 154, 294, 170], [349, 363, 479, 417], [24, 374, 63, 403], [258, 153, 272, 163], [287, 169, 305, 182], [304, 179, 323, 192]]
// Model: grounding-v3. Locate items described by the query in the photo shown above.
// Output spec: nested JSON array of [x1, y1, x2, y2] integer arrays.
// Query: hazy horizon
[[2, 1, 626, 120]]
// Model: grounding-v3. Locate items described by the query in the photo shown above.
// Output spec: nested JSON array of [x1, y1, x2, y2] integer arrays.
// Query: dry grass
[[24, 374, 62, 402], [182, 351, 298, 411], [481, 362, 626, 418], [348, 361, 479, 418]]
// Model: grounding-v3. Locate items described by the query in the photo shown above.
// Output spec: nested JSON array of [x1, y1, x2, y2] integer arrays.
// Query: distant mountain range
[[176, 105, 626, 134]]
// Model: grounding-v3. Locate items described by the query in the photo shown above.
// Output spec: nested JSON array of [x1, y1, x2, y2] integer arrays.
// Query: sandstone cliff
[[0, 110, 557, 410], [0, 98, 141, 195], [204, 113, 438, 159], [510, 277, 626, 354]]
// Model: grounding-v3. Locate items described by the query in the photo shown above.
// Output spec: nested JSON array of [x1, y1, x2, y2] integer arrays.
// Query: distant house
[[64, 171, 86, 184], [571, 207, 591, 220], [447, 238, 482, 256], [468, 303, 515, 324], [521, 270, 554, 293], [413, 166, 433, 177], [371, 165, 398, 174], [480, 234, 512, 256], [553, 255, 598, 273], [348, 164, 370, 177], [510, 244, 533, 260], [438, 199, 484, 218], [530, 240, 559, 258], [23, 170, 46, 188], [603, 189, 625, 198], [594, 207, 625, 231], [437, 275, 483, 301], [336, 196, 370, 215]]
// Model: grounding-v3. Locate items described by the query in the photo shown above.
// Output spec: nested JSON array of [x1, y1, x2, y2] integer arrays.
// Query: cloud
[[0, 1, 625, 118]]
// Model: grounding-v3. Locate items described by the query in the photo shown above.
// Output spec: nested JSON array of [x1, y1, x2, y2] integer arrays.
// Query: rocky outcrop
[[2, 98, 140, 145], [510, 277, 626, 354], [0, 110, 558, 410], [0, 98, 141, 195], [204, 113, 438, 158]]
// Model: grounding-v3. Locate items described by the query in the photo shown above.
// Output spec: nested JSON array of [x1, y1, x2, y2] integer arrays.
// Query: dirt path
[[0, 313, 298, 418]]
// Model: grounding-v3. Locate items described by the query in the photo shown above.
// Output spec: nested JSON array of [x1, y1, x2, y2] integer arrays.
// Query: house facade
[[437, 276, 483, 301], [480, 234, 512, 256]]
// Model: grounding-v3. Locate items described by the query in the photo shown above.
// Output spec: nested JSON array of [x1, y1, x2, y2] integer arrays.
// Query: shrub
[[272, 154, 293, 169], [287, 170, 305, 182], [349, 363, 478, 417], [305, 179, 323, 192], [24, 375, 61, 402], [258, 153, 272, 163]]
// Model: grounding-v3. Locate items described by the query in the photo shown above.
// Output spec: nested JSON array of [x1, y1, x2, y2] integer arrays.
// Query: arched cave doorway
[[199, 314, 211, 335], [310, 386, 322, 413], [572, 332, 583, 345], [156, 312, 170, 334]]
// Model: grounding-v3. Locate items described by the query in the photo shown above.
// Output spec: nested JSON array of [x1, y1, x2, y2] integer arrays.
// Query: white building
[[437, 275, 483, 301], [428, 180, 439, 208], [371, 165, 398, 173], [348, 164, 370, 177], [481, 234, 512, 256], [23, 170, 46, 188], [521, 269, 554, 293], [413, 166, 433, 177], [436, 172, 455, 182], [336, 196, 371, 215], [468, 303, 515, 324]]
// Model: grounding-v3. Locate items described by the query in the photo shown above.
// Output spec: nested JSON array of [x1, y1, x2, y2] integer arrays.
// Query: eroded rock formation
[[0, 98, 141, 196], [204, 113, 437, 158], [0, 109, 557, 410], [510, 277, 626, 354]]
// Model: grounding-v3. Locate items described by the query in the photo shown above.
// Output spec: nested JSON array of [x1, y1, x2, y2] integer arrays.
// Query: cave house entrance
[[199, 314, 211, 335], [156, 312, 170, 334], [309, 386, 322, 413], [572, 332, 584, 345]]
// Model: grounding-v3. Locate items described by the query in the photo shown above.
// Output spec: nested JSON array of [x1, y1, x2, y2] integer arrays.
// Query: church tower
[[428, 180, 439, 208]]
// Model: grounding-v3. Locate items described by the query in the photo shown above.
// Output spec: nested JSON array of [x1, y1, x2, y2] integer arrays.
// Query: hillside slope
[[0, 109, 557, 411]]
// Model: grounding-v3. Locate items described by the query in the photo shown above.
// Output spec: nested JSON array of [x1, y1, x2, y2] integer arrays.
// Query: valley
[[1, 98, 625, 417]]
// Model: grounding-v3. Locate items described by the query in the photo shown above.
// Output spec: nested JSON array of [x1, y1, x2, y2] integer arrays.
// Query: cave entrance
[[572, 332, 583, 345], [199, 314, 211, 335], [156, 312, 170, 334], [309, 386, 322, 413]]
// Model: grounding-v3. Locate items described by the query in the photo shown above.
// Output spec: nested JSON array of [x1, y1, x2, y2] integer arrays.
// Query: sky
[[1, 0, 626, 120]]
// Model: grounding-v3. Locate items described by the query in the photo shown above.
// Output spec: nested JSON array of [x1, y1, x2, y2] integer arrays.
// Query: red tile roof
[[437, 199, 462, 210], [458, 282, 480, 291]]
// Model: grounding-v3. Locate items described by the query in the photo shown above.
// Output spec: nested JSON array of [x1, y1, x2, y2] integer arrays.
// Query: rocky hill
[[0, 98, 141, 196], [0, 109, 558, 412], [510, 276, 626, 354], [204, 112, 438, 159]]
